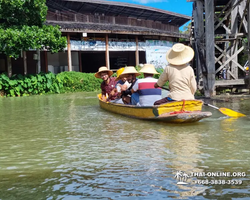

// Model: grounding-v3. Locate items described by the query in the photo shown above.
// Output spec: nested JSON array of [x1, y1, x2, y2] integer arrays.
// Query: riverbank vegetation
[[0, 72, 102, 97], [0, 67, 167, 97]]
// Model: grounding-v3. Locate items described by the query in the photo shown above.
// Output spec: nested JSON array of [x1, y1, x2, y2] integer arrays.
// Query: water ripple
[[0, 93, 250, 199]]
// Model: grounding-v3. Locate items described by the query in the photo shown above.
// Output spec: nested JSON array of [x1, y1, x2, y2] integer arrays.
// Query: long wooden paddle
[[203, 103, 245, 117], [160, 86, 246, 118]]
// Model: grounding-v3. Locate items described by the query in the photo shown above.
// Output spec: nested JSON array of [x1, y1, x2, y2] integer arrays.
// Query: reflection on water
[[0, 92, 250, 199], [220, 118, 239, 133]]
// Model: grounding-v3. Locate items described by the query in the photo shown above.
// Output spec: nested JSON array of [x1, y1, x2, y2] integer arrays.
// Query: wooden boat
[[98, 97, 212, 123]]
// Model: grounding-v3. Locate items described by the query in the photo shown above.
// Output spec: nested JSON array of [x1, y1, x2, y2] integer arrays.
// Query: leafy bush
[[0, 72, 62, 97], [0, 71, 103, 97], [0, 69, 170, 97], [57, 71, 102, 92]]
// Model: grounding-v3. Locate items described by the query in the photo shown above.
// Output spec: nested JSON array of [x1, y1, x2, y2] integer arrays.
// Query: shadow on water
[[0, 92, 250, 199]]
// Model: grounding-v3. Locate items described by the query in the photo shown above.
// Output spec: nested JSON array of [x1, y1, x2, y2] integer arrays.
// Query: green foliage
[[179, 22, 191, 35], [0, 71, 103, 97], [239, 38, 248, 67], [0, 72, 63, 97], [57, 71, 102, 92], [179, 22, 191, 42], [0, 68, 172, 97], [194, 90, 203, 97], [0, 0, 67, 58], [0, 0, 47, 28]]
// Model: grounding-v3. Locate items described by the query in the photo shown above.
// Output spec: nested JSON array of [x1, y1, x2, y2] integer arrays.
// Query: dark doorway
[[81, 51, 146, 73], [81, 51, 105, 73], [109, 51, 146, 70]]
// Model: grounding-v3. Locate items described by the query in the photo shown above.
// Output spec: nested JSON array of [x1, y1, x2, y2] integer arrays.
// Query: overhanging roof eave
[[47, 0, 191, 27]]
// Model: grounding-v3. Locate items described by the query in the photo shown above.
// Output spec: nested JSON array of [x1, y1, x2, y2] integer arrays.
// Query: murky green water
[[0, 92, 250, 200]]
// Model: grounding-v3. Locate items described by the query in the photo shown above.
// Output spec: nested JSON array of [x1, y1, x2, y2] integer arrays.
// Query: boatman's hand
[[102, 95, 107, 102], [110, 88, 117, 96], [154, 83, 159, 88], [120, 84, 128, 91]]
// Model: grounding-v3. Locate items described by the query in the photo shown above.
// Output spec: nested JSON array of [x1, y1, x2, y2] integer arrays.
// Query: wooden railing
[[47, 10, 179, 33]]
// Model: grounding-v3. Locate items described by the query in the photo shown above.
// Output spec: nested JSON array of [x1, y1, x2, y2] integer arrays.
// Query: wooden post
[[135, 36, 139, 67], [193, 3, 200, 84], [23, 51, 27, 75], [105, 34, 110, 69], [37, 49, 41, 73], [45, 51, 48, 73], [7, 57, 12, 77], [238, 0, 248, 33], [67, 33, 72, 71], [78, 51, 82, 72], [248, 0, 250, 92], [230, 0, 238, 79], [205, 0, 215, 97], [193, 0, 205, 88]]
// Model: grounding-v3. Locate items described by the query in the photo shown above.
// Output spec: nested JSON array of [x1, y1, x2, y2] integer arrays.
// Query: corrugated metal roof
[[47, 0, 191, 27]]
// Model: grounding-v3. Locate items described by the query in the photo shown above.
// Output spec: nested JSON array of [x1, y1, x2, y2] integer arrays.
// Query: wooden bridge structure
[[189, 0, 250, 97]]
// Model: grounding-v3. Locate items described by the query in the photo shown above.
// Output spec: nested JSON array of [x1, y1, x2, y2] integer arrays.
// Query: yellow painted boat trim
[[157, 100, 203, 116], [98, 94, 211, 123]]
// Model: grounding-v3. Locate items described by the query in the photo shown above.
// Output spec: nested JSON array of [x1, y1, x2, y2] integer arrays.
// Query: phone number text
[[194, 179, 243, 185]]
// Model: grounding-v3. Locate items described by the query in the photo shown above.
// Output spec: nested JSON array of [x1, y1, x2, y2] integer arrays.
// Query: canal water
[[0, 92, 249, 200]]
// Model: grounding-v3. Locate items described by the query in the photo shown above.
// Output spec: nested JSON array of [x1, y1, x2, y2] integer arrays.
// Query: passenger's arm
[[156, 67, 168, 87], [102, 94, 107, 102], [154, 83, 160, 88], [190, 68, 197, 95], [101, 84, 108, 102], [109, 88, 117, 96], [131, 81, 138, 93]]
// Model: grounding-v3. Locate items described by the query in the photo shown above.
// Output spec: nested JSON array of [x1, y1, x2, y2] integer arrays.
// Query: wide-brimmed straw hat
[[95, 66, 113, 78], [166, 43, 194, 66], [120, 66, 141, 77], [115, 67, 125, 81], [139, 64, 159, 74]]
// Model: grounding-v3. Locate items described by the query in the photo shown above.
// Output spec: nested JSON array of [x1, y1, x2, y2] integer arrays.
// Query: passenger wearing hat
[[106, 67, 130, 104], [95, 66, 117, 102], [154, 43, 197, 105], [119, 66, 140, 105], [131, 64, 162, 106], [115, 67, 130, 93], [108, 67, 131, 103], [115, 67, 131, 93]]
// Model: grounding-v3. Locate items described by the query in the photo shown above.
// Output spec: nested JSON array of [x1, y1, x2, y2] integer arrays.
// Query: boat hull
[[99, 99, 212, 123]]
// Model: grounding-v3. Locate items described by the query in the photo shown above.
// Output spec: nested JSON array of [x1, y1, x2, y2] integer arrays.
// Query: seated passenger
[[109, 67, 128, 104], [119, 66, 140, 105], [95, 66, 117, 102], [115, 67, 126, 90], [131, 64, 162, 106], [154, 43, 197, 105], [115, 68, 131, 96]]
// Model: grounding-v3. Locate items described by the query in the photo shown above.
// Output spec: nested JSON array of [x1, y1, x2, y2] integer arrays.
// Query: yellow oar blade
[[219, 107, 246, 118]]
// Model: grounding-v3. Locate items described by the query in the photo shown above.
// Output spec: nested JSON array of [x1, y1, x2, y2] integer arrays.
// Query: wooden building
[[190, 0, 249, 97], [0, 0, 191, 76]]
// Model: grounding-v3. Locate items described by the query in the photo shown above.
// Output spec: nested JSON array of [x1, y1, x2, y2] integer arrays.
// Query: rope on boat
[[170, 99, 191, 115]]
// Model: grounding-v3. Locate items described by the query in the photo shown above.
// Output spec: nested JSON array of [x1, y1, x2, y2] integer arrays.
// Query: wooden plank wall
[[47, 11, 179, 33]]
